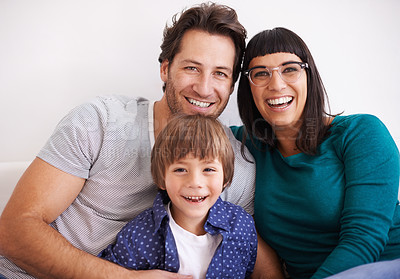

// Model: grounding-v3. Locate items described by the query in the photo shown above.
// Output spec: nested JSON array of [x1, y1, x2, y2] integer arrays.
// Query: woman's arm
[[251, 232, 285, 279], [312, 115, 400, 278]]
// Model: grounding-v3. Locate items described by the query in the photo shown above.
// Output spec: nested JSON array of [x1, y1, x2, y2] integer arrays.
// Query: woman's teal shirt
[[231, 114, 400, 279]]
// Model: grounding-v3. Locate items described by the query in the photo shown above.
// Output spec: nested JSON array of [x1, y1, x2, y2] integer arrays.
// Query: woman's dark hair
[[158, 2, 247, 90], [238, 27, 334, 155]]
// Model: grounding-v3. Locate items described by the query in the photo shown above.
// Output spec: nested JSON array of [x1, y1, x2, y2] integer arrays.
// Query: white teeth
[[188, 98, 212, 108], [267, 96, 293, 106], [184, 196, 206, 202]]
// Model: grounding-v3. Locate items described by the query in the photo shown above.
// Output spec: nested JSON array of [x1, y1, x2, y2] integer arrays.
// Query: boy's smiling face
[[162, 154, 225, 235]]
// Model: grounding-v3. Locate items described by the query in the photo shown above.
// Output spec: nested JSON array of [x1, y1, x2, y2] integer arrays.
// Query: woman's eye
[[282, 67, 298, 73], [254, 70, 270, 78]]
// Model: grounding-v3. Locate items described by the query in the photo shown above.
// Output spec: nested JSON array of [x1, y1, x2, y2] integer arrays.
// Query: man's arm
[[251, 232, 285, 279], [0, 158, 192, 279]]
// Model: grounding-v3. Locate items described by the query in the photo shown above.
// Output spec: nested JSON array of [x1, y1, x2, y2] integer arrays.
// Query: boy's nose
[[187, 172, 204, 188]]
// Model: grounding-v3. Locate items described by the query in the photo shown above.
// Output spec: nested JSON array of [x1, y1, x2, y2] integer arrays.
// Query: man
[[0, 3, 283, 279]]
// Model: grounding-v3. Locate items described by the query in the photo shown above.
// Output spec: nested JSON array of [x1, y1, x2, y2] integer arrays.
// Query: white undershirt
[[166, 203, 223, 279], [148, 100, 155, 148]]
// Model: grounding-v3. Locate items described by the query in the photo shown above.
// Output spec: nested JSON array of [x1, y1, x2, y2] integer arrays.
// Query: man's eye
[[215, 71, 227, 78], [185, 66, 198, 72]]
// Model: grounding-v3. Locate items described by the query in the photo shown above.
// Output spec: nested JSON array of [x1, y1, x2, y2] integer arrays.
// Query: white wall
[[1, 0, 399, 162]]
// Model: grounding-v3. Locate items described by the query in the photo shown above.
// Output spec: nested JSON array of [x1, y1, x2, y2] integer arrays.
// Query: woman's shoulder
[[332, 113, 382, 127], [230, 125, 244, 140], [330, 114, 388, 138], [329, 113, 398, 155]]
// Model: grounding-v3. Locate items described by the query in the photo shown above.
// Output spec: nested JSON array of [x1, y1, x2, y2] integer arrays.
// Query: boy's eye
[[203, 168, 216, 172], [173, 168, 186, 173]]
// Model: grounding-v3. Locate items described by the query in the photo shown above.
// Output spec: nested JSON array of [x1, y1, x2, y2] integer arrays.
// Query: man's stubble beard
[[164, 78, 229, 119]]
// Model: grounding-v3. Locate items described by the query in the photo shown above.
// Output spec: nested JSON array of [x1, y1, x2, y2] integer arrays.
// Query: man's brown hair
[[158, 2, 247, 91]]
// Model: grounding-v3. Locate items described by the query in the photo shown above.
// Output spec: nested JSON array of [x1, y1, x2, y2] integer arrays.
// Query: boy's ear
[[158, 184, 166, 190]]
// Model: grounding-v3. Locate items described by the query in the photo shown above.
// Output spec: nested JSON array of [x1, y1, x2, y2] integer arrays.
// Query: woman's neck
[[274, 125, 301, 157]]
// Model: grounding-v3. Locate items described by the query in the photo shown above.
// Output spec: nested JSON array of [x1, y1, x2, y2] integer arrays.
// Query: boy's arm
[[251, 232, 285, 279], [0, 158, 191, 279]]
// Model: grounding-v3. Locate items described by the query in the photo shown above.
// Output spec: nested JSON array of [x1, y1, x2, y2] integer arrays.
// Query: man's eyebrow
[[180, 59, 202, 65], [180, 59, 232, 73], [216, 66, 232, 74]]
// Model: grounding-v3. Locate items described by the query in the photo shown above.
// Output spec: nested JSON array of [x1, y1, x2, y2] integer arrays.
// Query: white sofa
[[1, 161, 399, 215]]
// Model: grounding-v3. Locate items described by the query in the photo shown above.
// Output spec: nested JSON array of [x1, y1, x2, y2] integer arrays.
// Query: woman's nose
[[267, 70, 287, 92]]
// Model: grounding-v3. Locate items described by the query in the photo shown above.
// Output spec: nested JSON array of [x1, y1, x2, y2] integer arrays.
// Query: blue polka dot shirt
[[99, 191, 258, 278]]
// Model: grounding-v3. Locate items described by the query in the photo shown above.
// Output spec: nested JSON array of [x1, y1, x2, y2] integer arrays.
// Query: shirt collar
[[152, 191, 232, 234], [152, 190, 170, 233], [205, 197, 231, 233]]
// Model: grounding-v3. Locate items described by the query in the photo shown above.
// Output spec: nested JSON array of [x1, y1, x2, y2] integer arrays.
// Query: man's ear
[[229, 83, 235, 95], [160, 60, 169, 83]]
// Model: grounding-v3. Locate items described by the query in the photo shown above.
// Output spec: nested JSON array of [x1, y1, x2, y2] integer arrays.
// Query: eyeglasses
[[243, 62, 308, 87]]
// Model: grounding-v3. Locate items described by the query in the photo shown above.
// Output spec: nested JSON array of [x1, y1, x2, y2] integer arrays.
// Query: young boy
[[99, 114, 257, 278]]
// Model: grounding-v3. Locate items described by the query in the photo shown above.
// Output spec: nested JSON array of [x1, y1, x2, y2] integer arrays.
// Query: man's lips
[[186, 97, 213, 108]]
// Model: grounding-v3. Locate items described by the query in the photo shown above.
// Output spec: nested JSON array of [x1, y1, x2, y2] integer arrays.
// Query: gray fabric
[[0, 95, 255, 278]]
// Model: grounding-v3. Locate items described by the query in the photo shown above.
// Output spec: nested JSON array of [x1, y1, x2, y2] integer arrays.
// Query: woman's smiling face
[[249, 52, 308, 132]]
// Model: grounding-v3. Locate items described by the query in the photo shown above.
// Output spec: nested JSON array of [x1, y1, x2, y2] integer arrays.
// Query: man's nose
[[193, 74, 214, 98]]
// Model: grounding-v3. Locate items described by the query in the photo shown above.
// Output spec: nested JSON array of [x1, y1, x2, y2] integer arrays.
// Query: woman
[[231, 27, 400, 279]]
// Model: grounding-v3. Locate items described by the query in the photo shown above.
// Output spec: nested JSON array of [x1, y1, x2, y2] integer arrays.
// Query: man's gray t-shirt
[[0, 95, 255, 278]]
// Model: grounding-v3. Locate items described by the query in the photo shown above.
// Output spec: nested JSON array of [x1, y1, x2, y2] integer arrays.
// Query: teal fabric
[[231, 114, 400, 279]]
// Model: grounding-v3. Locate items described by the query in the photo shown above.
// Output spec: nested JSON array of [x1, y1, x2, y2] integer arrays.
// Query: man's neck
[[153, 96, 171, 139]]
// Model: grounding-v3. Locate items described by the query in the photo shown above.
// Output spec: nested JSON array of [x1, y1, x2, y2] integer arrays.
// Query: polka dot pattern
[[0, 95, 256, 278], [99, 191, 258, 278]]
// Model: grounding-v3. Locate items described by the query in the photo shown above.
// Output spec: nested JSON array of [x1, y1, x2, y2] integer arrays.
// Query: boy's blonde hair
[[151, 114, 235, 189]]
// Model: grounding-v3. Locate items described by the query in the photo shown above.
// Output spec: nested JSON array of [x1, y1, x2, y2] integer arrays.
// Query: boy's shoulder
[[208, 198, 255, 234]]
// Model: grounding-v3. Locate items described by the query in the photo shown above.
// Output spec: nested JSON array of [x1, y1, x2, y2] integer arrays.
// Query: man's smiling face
[[160, 29, 235, 118]]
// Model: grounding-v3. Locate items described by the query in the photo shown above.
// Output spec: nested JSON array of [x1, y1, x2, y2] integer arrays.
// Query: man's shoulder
[[89, 95, 150, 111], [69, 95, 150, 119]]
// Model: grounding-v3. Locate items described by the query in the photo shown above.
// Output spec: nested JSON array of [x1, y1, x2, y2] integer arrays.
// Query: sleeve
[[98, 220, 139, 269], [230, 125, 242, 140], [37, 98, 107, 178], [312, 115, 400, 278], [246, 216, 258, 278], [222, 126, 255, 215]]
